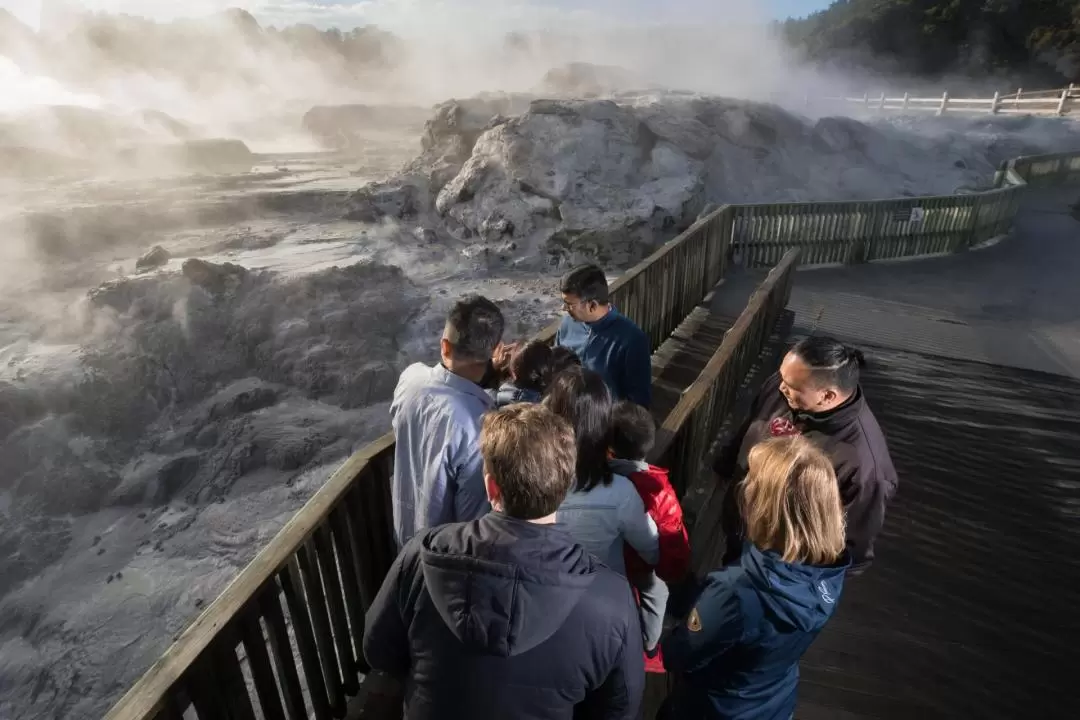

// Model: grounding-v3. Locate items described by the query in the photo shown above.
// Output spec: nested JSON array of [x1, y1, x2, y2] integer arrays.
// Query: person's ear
[[440, 337, 453, 364], [484, 472, 502, 512], [821, 388, 837, 406]]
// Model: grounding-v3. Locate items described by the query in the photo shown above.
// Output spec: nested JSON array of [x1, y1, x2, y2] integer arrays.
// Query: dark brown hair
[[550, 346, 582, 376], [509, 341, 555, 393], [611, 400, 655, 461], [543, 366, 613, 492]]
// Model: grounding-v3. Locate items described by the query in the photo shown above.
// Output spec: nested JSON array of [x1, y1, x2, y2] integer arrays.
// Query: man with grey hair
[[390, 295, 514, 546]]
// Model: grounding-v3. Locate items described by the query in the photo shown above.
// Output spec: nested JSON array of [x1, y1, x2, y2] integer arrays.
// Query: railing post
[[990, 91, 1000, 115], [1057, 88, 1069, 116], [863, 92, 869, 110], [878, 92, 887, 111], [937, 91, 949, 116], [902, 92, 910, 111], [1015, 88, 1022, 111]]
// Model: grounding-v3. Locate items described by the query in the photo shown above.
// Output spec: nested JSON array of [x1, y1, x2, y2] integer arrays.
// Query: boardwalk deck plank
[[795, 346, 1080, 720]]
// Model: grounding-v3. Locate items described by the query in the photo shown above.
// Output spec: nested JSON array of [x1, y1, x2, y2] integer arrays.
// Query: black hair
[[559, 264, 610, 305], [445, 295, 505, 364], [542, 366, 614, 492], [510, 341, 555, 393], [611, 401, 655, 462], [789, 335, 865, 394], [550, 346, 582, 375]]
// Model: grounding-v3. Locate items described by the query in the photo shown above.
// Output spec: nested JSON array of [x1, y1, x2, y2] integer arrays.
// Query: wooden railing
[[651, 249, 799, 496], [1001, 151, 1080, 187], [106, 143, 1080, 720], [819, 84, 1079, 116], [720, 149, 1080, 269], [104, 434, 398, 720]]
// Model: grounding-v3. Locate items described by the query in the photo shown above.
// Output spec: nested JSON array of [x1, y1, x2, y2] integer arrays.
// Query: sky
[[2, 0, 837, 31]]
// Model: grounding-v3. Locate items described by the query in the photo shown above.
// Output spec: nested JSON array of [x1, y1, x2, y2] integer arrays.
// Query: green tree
[[783, 0, 1079, 84]]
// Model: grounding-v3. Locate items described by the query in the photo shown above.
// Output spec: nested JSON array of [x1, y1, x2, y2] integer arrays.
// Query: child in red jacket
[[610, 401, 691, 673]]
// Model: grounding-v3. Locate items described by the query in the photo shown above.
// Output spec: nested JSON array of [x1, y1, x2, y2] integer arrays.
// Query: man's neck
[[585, 304, 612, 323], [444, 360, 488, 385], [528, 512, 558, 525], [809, 389, 857, 416]]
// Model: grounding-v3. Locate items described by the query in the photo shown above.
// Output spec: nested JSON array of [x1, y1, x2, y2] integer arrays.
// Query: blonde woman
[[661, 436, 850, 720]]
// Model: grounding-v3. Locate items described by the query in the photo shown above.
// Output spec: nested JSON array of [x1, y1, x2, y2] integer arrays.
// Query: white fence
[[819, 84, 1079, 117]]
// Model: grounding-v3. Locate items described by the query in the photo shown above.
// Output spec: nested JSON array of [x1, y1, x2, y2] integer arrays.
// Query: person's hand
[[492, 342, 518, 371]]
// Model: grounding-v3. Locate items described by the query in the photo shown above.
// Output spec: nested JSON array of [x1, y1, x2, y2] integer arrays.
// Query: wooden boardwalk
[[650, 306, 737, 421], [648, 269, 768, 423], [781, 190, 1080, 719], [797, 347, 1080, 719]]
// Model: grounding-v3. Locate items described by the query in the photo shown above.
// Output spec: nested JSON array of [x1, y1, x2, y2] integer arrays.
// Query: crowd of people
[[365, 264, 898, 719]]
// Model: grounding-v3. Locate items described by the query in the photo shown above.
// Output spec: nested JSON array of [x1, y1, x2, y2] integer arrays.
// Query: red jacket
[[620, 462, 691, 583], [616, 460, 691, 674]]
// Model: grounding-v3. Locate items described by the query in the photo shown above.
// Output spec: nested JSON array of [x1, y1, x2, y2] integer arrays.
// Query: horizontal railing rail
[[719, 149, 1080, 269], [819, 84, 1079, 116], [106, 139, 1080, 720], [651, 248, 800, 496]]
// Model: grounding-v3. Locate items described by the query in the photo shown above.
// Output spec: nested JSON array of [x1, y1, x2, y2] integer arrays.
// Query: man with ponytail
[[714, 335, 897, 573]]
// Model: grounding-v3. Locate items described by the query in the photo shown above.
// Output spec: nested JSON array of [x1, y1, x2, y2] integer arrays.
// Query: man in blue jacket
[[555, 264, 652, 408], [390, 295, 513, 546], [365, 403, 645, 720]]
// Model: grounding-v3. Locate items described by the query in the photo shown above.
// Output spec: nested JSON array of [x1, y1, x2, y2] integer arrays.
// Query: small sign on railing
[[892, 207, 925, 224]]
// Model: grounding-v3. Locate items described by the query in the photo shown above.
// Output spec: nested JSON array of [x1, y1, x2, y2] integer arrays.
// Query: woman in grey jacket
[[544, 367, 659, 575]]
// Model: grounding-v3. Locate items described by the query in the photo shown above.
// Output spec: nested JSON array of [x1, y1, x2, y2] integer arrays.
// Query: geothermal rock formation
[[344, 92, 1029, 266]]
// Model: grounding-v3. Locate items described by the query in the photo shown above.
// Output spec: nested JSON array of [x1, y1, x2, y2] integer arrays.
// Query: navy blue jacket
[[488, 382, 542, 408], [662, 543, 849, 720], [363, 512, 645, 720], [555, 309, 652, 408]]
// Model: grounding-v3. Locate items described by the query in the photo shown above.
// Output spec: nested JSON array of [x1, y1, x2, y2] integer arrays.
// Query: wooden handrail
[[649, 249, 799, 499], [103, 433, 396, 720], [819, 85, 1078, 116], [653, 249, 800, 460]]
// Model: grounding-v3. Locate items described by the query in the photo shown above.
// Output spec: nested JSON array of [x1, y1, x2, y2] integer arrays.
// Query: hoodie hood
[[741, 543, 850, 633], [420, 513, 597, 657]]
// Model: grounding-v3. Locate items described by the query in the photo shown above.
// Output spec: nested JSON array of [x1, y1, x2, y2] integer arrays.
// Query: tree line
[[782, 0, 1080, 87]]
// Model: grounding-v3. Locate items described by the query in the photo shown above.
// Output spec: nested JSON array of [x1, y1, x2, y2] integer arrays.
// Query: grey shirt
[[556, 473, 660, 576]]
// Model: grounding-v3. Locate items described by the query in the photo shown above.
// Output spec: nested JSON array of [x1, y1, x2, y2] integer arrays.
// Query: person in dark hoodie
[[363, 402, 645, 720], [490, 340, 555, 407], [556, 264, 652, 409], [662, 435, 850, 720], [714, 336, 898, 573]]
